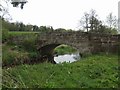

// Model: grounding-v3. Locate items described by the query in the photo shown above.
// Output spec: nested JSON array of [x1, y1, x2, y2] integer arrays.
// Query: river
[[54, 52, 81, 63]]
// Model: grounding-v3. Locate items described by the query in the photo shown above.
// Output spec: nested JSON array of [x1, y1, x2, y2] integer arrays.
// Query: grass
[[54, 44, 77, 55], [2, 54, 119, 88], [8, 31, 39, 36]]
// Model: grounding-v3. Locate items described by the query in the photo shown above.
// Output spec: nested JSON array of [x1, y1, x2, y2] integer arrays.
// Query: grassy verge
[[8, 31, 39, 37], [2, 54, 119, 88]]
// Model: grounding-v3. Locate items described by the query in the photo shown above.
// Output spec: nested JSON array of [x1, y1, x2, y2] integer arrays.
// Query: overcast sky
[[6, 0, 120, 30]]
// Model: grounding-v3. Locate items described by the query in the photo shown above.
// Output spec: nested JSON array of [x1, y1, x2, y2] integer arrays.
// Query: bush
[[21, 35, 37, 52], [2, 32, 39, 67], [2, 29, 9, 43], [2, 45, 30, 67]]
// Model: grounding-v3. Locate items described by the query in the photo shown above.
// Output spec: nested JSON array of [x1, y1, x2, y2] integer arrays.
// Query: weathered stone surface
[[36, 31, 119, 63]]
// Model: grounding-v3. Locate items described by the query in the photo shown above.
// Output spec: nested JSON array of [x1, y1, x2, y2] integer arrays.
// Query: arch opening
[[54, 44, 81, 63], [54, 44, 78, 55], [38, 43, 82, 64]]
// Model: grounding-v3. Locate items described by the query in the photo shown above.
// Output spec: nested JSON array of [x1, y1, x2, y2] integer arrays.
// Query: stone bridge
[[36, 31, 119, 63]]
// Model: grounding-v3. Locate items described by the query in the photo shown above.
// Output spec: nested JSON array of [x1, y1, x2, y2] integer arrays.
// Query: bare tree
[[89, 9, 98, 31], [79, 9, 100, 32], [106, 13, 117, 29], [80, 12, 90, 32], [0, 0, 11, 19]]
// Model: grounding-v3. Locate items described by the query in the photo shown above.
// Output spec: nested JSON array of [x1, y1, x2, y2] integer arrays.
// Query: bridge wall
[[37, 31, 119, 55], [89, 34, 119, 53], [37, 31, 91, 54], [37, 31, 119, 63]]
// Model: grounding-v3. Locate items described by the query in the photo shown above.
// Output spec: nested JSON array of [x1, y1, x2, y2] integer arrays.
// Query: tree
[[79, 9, 117, 34], [106, 13, 117, 29], [33, 25, 39, 31], [11, 0, 28, 9], [18, 22, 25, 31], [89, 9, 98, 31], [39, 26, 54, 32], [79, 9, 101, 33], [89, 16, 102, 32], [80, 12, 90, 32], [25, 24, 33, 31]]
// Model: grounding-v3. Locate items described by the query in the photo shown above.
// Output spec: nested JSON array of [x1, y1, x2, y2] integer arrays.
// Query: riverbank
[[2, 54, 118, 88]]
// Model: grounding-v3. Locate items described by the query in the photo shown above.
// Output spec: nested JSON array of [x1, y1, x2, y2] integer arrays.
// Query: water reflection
[[54, 52, 81, 63]]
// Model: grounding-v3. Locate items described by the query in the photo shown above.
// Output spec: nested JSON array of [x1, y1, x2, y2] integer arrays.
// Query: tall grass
[[2, 45, 30, 67], [2, 54, 119, 88]]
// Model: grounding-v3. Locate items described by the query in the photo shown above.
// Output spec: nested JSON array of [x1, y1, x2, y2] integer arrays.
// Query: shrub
[[21, 35, 37, 52], [2, 29, 9, 43], [2, 45, 30, 67]]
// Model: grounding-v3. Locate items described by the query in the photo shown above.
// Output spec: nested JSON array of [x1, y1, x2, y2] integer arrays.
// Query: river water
[[54, 52, 81, 63]]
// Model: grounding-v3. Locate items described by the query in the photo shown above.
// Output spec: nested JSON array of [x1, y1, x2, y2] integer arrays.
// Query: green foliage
[[33, 25, 39, 31], [1, 18, 32, 31], [6, 31, 38, 46], [2, 28, 9, 43], [2, 19, 18, 31], [2, 54, 118, 88], [54, 44, 77, 55], [2, 43, 39, 67], [55, 28, 67, 32], [39, 26, 54, 32], [2, 18, 55, 32], [2, 45, 29, 66], [89, 25, 118, 35], [24, 25, 33, 31], [2, 31, 39, 66], [20, 35, 37, 52], [108, 28, 118, 35]]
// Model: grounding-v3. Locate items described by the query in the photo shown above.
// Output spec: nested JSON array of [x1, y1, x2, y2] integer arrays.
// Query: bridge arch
[[38, 43, 80, 54], [36, 31, 119, 63], [37, 41, 87, 63]]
